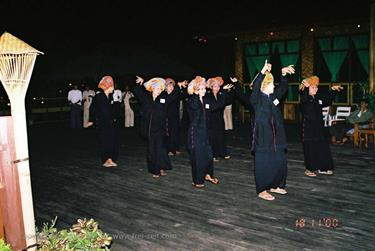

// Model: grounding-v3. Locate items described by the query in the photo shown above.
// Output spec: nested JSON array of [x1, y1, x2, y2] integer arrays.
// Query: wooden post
[[0, 116, 27, 250], [0, 199, 3, 239], [370, 0, 375, 93], [234, 39, 246, 123]]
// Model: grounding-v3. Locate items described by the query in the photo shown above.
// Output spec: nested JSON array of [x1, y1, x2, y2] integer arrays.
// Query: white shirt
[[113, 89, 122, 102], [68, 89, 82, 105]]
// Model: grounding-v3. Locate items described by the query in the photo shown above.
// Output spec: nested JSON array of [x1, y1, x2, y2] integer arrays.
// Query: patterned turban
[[143, 77, 166, 92], [207, 76, 224, 88], [188, 76, 206, 95], [98, 76, 114, 90]]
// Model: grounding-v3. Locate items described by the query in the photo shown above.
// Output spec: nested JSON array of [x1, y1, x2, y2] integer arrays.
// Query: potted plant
[[0, 239, 11, 251], [37, 217, 112, 250]]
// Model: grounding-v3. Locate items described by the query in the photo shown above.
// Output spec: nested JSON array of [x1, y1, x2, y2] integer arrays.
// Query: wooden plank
[[28, 123, 375, 250]]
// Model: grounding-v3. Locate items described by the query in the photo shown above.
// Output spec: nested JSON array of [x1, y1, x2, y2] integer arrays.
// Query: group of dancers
[[86, 59, 343, 201]]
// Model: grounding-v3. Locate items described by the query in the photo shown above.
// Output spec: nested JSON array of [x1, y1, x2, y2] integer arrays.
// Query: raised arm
[[273, 65, 295, 101], [231, 77, 251, 108], [273, 75, 289, 100], [321, 85, 343, 107], [133, 76, 148, 105], [250, 73, 265, 106]]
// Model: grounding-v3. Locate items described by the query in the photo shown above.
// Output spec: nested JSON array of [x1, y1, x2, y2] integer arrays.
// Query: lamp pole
[[0, 32, 43, 250]]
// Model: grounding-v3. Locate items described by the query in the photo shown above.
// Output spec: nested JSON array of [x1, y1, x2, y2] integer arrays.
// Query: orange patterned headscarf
[[304, 76, 319, 86], [98, 76, 114, 90], [207, 76, 224, 88], [188, 76, 206, 95]]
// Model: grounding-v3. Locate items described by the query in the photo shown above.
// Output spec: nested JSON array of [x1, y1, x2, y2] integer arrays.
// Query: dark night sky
[[0, 0, 371, 95]]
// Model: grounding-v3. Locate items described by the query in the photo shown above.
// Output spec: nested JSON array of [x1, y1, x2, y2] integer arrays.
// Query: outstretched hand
[[177, 80, 188, 88], [281, 65, 295, 76], [223, 84, 234, 90], [331, 85, 344, 92], [230, 77, 238, 83], [136, 76, 144, 85]]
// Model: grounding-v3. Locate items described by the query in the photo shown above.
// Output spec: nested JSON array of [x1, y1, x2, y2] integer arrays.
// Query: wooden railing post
[[0, 116, 27, 250]]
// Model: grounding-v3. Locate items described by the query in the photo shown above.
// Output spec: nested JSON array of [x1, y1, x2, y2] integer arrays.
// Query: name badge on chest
[[318, 100, 322, 105], [205, 104, 210, 109], [160, 98, 166, 104], [273, 98, 280, 106]]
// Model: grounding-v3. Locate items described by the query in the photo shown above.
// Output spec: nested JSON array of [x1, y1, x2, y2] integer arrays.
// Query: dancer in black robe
[[134, 76, 187, 178], [86, 76, 119, 168], [299, 76, 342, 177], [206, 76, 233, 162], [186, 76, 233, 188], [250, 62, 295, 200], [165, 78, 188, 156], [230, 77, 255, 147]]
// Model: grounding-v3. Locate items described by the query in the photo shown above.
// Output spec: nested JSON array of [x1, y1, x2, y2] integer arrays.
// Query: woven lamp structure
[[0, 32, 43, 249]]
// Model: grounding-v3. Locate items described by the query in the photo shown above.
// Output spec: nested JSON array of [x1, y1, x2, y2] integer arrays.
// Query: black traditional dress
[[187, 93, 228, 185], [205, 91, 233, 159], [134, 84, 178, 175], [300, 88, 336, 172], [89, 91, 119, 163], [233, 81, 255, 147], [165, 88, 188, 154], [250, 73, 289, 194]]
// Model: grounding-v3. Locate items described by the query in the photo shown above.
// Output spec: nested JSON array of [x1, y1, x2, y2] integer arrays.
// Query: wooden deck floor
[[29, 123, 375, 251]]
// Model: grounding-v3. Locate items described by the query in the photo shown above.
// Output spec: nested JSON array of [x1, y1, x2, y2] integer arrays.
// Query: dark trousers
[[330, 122, 352, 141], [99, 122, 119, 163], [210, 127, 227, 158], [166, 122, 180, 153], [190, 144, 213, 185], [147, 132, 172, 175], [70, 105, 82, 129], [303, 140, 333, 171], [190, 151, 206, 185], [254, 149, 287, 194]]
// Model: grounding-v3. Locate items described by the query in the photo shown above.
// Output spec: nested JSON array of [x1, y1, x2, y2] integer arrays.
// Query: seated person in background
[[330, 99, 373, 144]]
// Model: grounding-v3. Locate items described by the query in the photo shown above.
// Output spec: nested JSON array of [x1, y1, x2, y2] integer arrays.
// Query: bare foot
[[103, 159, 114, 168], [192, 183, 205, 188], [258, 191, 275, 201], [205, 174, 219, 184], [270, 188, 287, 194], [318, 170, 333, 175], [304, 170, 317, 177]]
